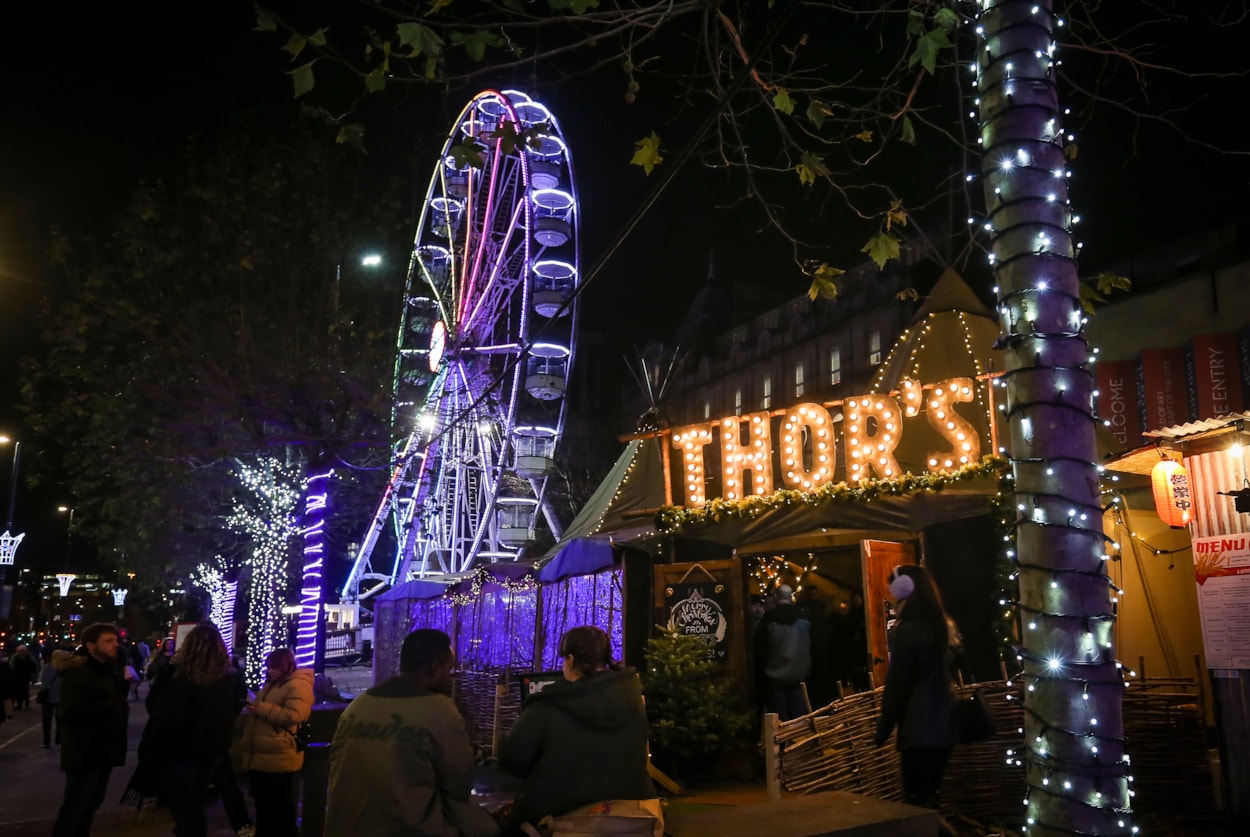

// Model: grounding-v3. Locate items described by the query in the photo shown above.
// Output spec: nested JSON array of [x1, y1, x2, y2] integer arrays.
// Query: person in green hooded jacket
[[499, 626, 658, 834]]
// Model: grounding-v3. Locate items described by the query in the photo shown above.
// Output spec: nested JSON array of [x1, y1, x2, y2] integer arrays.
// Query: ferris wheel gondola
[[343, 90, 580, 595]]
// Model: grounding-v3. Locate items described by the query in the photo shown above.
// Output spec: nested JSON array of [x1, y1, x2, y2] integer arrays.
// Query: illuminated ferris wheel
[[344, 90, 580, 593]]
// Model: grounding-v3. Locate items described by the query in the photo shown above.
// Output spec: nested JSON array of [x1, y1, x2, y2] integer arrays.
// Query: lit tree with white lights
[[190, 560, 241, 658], [227, 457, 303, 686], [975, 3, 1133, 834]]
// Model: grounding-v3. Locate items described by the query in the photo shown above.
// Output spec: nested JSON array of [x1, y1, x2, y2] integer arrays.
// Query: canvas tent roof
[[536, 437, 668, 578]]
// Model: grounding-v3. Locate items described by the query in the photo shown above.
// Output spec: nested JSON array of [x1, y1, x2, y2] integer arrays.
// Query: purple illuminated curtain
[[538, 569, 624, 670], [372, 580, 452, 684], [454, 566, 538, 673]]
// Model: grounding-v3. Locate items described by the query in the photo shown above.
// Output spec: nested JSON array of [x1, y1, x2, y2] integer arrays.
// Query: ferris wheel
[[344, 90, 580, 594]]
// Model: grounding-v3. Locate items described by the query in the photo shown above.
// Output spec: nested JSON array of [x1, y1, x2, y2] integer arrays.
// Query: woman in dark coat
[[134, 623, 241, 836], [499, 626, 658, 835], [873, 564, 958, 810]]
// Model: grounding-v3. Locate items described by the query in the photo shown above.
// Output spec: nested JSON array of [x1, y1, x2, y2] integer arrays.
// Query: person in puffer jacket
[[499, 626, 658, 835], [239, 648, 313, 837]]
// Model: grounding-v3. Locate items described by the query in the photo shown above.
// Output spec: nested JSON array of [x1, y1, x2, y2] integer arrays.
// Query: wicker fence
[[772, 677, 1215, 827], [451, 669, 525, 755]]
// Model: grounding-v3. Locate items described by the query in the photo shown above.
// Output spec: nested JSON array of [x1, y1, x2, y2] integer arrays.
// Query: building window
[[869, 330, 882, 366], [794, 362, 805, 398], [762, 376, 773, 409], [830, 348, 842, 386], [734, 388, 743, 415], [703, 400, 711, 420]]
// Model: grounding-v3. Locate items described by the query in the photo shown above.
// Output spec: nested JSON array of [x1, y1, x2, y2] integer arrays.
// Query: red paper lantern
[[1151, 459, 1193, 528]]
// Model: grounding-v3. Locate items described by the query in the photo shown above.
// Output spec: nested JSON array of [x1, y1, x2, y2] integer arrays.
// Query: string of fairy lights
[[972, 1, 1136, 833], [227, 457, 303, 687]]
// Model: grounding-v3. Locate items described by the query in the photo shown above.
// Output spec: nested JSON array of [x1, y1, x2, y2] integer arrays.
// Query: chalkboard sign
[[664, 581, 732, 663]]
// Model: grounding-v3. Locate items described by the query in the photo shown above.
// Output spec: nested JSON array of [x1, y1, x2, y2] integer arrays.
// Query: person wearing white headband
[[872, 564, 958, 826]]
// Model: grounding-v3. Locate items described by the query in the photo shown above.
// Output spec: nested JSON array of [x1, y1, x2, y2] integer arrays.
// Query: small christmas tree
[[642, 629, 752, 772]]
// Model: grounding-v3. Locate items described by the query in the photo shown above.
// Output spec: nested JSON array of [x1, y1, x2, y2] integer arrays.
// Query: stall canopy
[[538, 537, 616, 582], [374, 578, 451, 602]]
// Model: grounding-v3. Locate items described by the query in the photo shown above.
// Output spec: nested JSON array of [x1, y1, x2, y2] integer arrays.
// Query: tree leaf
[[307, 27, 328, 47], [449, 141, 486, 170], [254, 4, 277, 32], [808, 276, 839, 302], [885, 199, 908, 230], [397, 22, 444, 58], [283, 34, 307, 60], [805, 99, 827, 130], [335, 124, 367, 153], [450, 30, 503, 62], [907, 8, 926, 37], [806, 262, 845, 301], [900, 115, 916, 144], [861, 232, 900, 268], [1094, 271, 1131, 295], [909, 29, 952, 74], [1064, 142, 1078, 160], [427, 0, 456, 13], [795, 151, 829, 186], [855, 129, 873, 143], [934, 8, 960, 32], [365, 62, 388, 92], [631, 132, 664, 175], [288, 60, 317, 99], [773, 88, 795, 115]]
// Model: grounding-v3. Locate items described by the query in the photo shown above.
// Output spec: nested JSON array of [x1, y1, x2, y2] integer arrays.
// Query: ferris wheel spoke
[[463, 197, 526, 333]]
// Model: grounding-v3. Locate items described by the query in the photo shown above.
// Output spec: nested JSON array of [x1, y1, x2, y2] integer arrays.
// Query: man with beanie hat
[[754, 584, 812, 721]]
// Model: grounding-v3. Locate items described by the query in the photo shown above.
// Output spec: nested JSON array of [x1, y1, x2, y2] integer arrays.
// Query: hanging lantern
[[1151, 458, 1193, 528]]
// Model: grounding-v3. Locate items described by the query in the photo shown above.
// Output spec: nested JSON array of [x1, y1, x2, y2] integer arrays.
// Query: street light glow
[[361, 254, 382, 267]]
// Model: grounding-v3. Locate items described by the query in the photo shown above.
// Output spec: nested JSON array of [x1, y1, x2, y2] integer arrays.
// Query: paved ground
[[0, 665, 779, 836], [0, 665, 378, 836]]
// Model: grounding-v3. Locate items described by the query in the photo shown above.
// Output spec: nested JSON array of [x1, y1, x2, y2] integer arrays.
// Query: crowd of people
[[0, 572, 959, 836], [4, 622, 660, 837]]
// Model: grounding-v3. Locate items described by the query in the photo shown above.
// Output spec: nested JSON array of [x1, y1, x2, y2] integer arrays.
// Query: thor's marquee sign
[[669, 377, 986, 506]]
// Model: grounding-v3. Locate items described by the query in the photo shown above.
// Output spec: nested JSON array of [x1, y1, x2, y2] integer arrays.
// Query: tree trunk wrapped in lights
[[975, 2, 1135, 834], [228, 457, 303, 687]]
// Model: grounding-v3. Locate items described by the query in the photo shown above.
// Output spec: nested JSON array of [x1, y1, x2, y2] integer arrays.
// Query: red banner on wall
[[1187, 333, 1243, 419], [1138, 347, 1189, 431], [1096, 360, 1143, 448]]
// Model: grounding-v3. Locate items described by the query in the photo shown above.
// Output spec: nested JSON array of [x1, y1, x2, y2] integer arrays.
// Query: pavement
[[0, 665, 773, 836], [0, 666, 378, 836]]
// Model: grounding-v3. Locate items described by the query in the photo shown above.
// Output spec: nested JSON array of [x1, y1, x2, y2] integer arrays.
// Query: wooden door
[[860, 539, 917, 689]]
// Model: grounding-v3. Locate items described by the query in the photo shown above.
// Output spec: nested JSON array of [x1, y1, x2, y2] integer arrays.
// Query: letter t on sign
[[672, 425, 714, 506], [721, 412, 775, 500]]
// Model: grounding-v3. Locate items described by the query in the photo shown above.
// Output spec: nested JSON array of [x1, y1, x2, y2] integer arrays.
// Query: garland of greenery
[[655, 455, 1008, 533]]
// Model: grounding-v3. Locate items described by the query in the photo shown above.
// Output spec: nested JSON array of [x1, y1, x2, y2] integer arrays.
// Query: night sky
[[2, 3, 1248, 566]]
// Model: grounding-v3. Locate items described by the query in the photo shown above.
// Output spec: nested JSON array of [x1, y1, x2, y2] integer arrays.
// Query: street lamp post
[[295, 253, 383, 674], [58, 505, 75, 562]]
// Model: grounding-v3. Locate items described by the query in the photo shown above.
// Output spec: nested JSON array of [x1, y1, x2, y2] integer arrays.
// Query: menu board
[[1192, 534, 1250, 669]]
